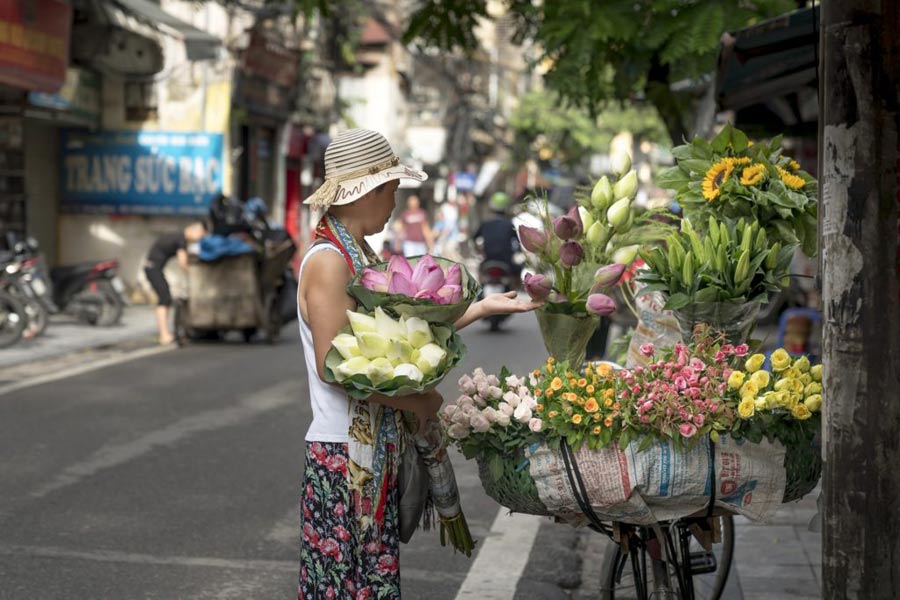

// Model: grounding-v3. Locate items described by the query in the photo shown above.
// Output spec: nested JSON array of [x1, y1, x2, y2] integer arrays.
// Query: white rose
[[502, 391, 521, 408], [505, 375, 522, 388], [514, 403, 533, 424], [497, 402, 514, 417], [529, 418, 543, 433], [496, 413, 511, 427]]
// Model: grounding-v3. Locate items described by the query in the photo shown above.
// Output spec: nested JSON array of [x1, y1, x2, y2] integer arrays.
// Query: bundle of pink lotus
[[361, 255, 463, 304]]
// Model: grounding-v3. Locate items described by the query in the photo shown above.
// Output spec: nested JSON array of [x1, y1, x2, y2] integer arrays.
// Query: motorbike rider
[[144, 222, 207, 345], [473, 192, 521, 279]]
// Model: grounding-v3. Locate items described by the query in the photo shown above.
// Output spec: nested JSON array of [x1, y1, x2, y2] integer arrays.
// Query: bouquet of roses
[[349, 254, 481, 325], [325, 307, 465, 399], [616, 326, 743, 451], [440, 368, 543, 460], [727, 348, 823, 445]]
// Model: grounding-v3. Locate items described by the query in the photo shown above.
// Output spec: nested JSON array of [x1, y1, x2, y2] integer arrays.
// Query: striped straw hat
[[304, 129, 427, 209]]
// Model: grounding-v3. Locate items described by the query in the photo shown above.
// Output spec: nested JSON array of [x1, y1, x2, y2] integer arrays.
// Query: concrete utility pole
[[820, 2, 900, 598]]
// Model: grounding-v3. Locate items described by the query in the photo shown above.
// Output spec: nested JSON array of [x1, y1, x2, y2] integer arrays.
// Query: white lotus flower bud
[[367, 357, 395, 385], [591, 176, 613, 210], [613, 170, 638, 200], [346, 310, 377, 336], [586, 221, 609, 247], [334, 356, 371, 380], [393, 363, 424, 383], [331, 334, 361, 360], [607, 197, 631, 229], [405, 317, 434, 349], [612, 244, 640, 265], [611, 149, 632, 177], [374, 307, 406, 340], [356, 332, 391, 359], [415, 342, 447, 375], [387, 339, 414, 365], [578, 206, 594, 232]]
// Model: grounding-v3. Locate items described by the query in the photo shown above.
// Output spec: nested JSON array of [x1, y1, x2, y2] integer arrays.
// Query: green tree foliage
[[510, 91, 669, 167], [403, 0, 797, 143]]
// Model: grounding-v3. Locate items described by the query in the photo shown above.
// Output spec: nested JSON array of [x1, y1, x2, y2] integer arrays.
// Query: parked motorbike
[[8, 235, 126, 327], [0, 288, 26, 348], [0, 257, 49, 340], [478, 260, 518, 332]]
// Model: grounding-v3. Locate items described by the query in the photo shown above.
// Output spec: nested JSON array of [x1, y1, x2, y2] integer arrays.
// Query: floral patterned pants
[[299, 441, 400, 600]]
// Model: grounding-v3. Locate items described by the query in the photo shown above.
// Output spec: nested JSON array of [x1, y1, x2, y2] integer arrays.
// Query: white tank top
[[298, 243, 351, 442]]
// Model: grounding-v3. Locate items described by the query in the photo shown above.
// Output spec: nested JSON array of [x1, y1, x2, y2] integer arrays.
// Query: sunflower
[[702, 159, 733, 201], [725, 157, 752, 166], [740, 163, 766, 186], [787, 159, 801, 171], [777, 166, 806, 190]]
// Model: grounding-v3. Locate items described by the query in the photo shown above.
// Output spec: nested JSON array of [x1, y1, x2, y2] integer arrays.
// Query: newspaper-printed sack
[[527, 435, 786, 525], [626, 289, 681, 368]]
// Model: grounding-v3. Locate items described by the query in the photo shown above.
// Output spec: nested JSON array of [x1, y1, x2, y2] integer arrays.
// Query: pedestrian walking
[[296, 129, 540, 600], [144, 222, 206, 345], [397, 194, 433, 257]]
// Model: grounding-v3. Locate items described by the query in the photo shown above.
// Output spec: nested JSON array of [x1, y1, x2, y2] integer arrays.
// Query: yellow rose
[[728, 371, 746, 390], [572, 414, 583, 424], [804, 394, 822, 412], [774, 378, 791, 392], [791, 403, 812, 420], [793, 355, 811, 373], [810, 364, 823, 382], [764, 391, 779, 409], [783, 366, 802, 380], [745, 354, 766, 373], [740, 381, 759, 399], [770, 349, 792, 372], [805, 382, 823, 397], [750, 370, 771, 390], [789, 393, 803, 406], [738, 398, 755, 419], [775, 391, 792, 408], [800, 373, 812, 385], [754, 397, 768, 411]]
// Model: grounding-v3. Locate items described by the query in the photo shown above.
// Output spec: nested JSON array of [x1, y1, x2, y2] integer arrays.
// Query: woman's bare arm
[[454, 291, 543, 330]]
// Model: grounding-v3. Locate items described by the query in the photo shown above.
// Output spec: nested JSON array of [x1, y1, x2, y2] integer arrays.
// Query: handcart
[[173, 238, 295, 345]]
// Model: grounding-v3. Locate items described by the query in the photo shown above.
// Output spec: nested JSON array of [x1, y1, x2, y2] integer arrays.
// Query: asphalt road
[[0, 311, 551, 600]]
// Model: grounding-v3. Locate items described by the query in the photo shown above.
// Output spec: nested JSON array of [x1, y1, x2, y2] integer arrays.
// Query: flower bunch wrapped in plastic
[[530, 358, 620, 451], [440, 368, 542, 460], [325, 307, 465, 399], [728, 348, 823, 446], [349, 255, 481, 325], [616, 326, 744, 450]]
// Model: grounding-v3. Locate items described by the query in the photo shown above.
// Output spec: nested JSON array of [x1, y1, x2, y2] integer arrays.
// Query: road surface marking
[[28, 380, 300, 500], [454, 510, 543, 599], [0, 543, 463, 583], [0, 344, 175, 397]]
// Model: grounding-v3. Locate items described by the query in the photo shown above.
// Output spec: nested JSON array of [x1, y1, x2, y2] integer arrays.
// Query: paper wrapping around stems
[[348, 256, 481, 325], [672, 300, 761, 345], [535, 308, 601, 368]]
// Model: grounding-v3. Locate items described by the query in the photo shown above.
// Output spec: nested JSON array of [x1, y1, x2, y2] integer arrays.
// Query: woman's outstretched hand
[[454, 291, 543, 330], [480, 291, 543, 316]]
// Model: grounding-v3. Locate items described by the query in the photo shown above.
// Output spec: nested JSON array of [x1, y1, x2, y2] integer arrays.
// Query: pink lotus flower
[[436, 284, 463, 304], [523, 273, 553, 300], [586, 293, 616, 316], [559, 241, 585, 268], [518, 225, 550, 253], [361, 268, 389, 292], [388, 272, 418, 296], [388, 255, 413, 278], [592, 263, 626, 290], [445, 263, 462, 286], [552, 211, 582, 241]]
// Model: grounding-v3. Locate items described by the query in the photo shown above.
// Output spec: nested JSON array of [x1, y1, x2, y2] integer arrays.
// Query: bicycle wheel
[[0, 291, 26, 348], [600, 516, 734, 600]]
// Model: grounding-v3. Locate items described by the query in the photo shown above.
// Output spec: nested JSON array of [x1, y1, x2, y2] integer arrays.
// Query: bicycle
[[559, 439, 735, 600]]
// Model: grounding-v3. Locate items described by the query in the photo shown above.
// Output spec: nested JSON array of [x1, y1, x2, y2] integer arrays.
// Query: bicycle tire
[[600, 516, 735, 600]]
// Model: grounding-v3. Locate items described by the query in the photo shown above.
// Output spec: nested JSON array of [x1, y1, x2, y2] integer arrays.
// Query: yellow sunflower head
[[787, 159, 801, 171], [740, 163, 766, 186], [702, 159, 733, 201], [777, 166, 805, 190]]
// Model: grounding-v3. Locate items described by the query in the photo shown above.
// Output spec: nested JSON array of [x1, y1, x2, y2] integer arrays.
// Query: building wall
[[23, 121, 60, 263]]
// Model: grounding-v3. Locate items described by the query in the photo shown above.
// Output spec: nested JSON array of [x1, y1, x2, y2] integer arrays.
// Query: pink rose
[[734, 343, 749, 357], [693, 414, 706, 427], [639, 343, 655, 357], [680, 423, 698, 438]]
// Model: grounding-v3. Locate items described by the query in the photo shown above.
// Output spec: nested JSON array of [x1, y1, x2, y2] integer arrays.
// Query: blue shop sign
[[61, 130, 224, 216]]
